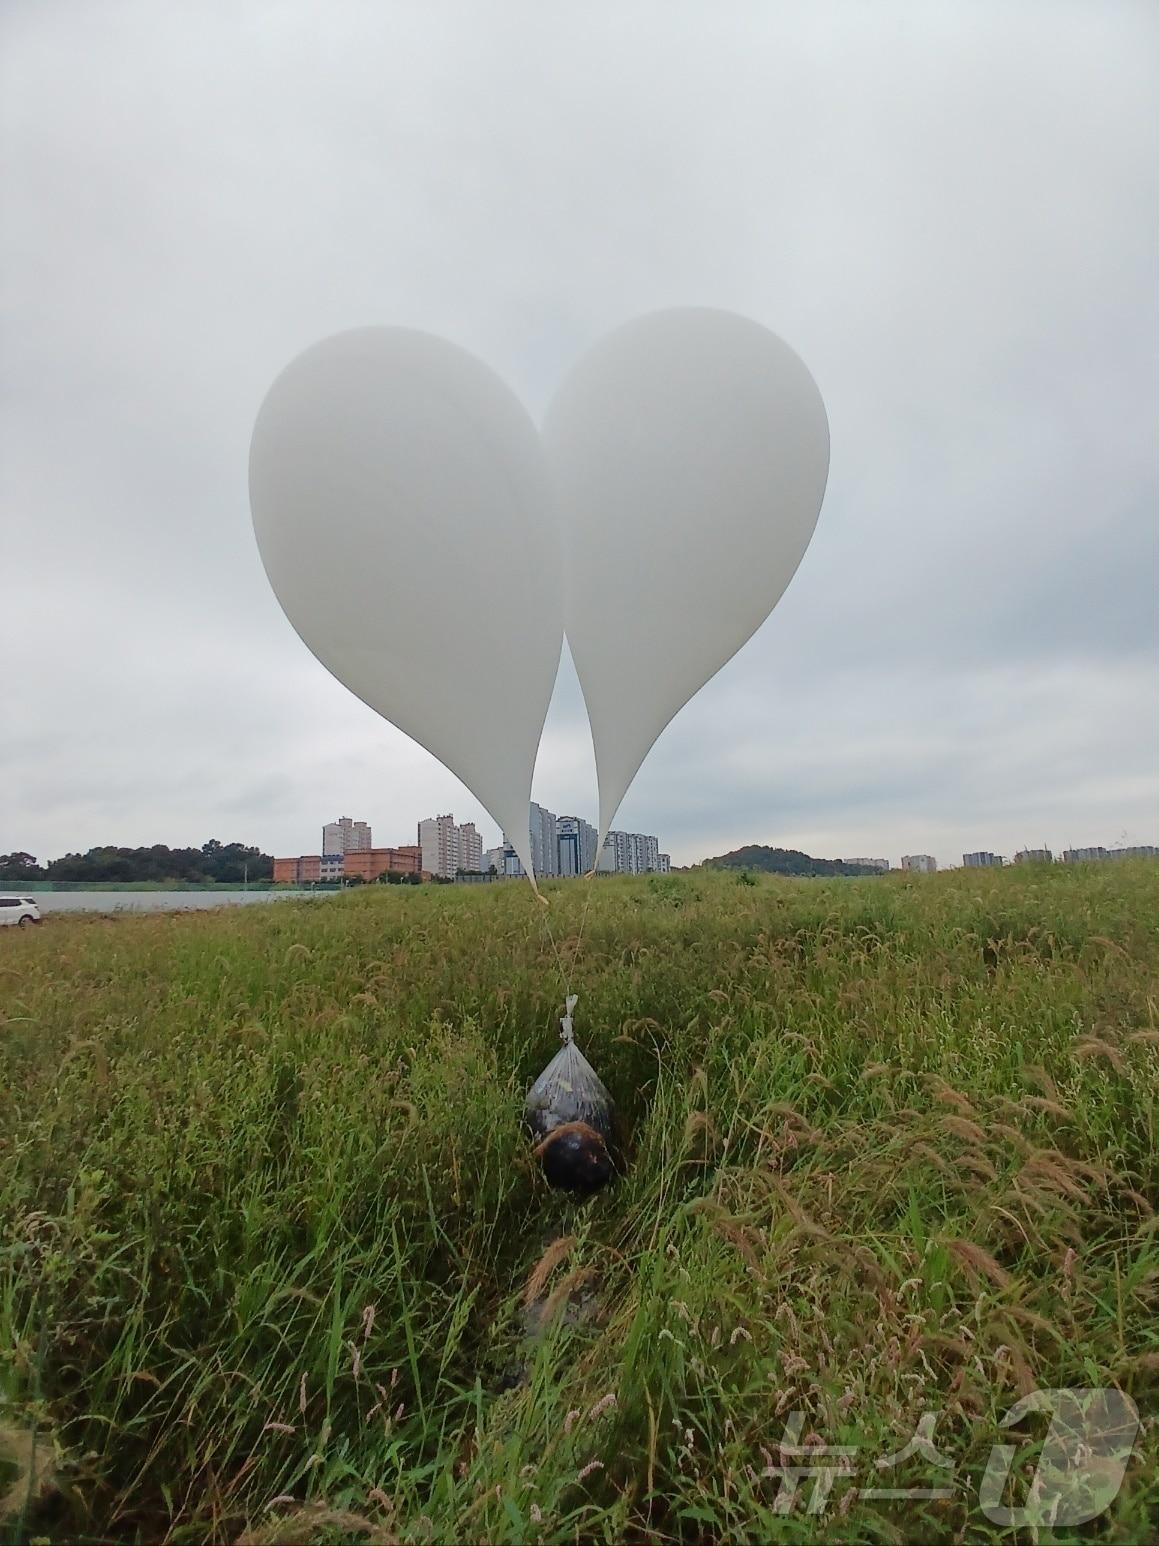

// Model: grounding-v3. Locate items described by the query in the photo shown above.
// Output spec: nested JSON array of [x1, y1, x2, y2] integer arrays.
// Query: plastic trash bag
[[525, 1037, 615, 1142], [525, 998, 616, 1196]]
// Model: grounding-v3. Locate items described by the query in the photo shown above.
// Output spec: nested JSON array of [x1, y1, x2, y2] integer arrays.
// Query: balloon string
[[539, 899, 573, 1005], [536, 865, 598, 1034], [537, 864, 598, 1030], [569, 866, 598, 989]]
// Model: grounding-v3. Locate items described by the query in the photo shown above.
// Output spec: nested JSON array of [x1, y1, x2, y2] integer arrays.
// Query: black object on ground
[[524, 1033, 616, 1197], [534, 1120, 614, 1196]]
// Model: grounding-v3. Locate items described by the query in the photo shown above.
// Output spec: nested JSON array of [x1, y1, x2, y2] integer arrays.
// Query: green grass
[[1, 865, 1156, 1543]]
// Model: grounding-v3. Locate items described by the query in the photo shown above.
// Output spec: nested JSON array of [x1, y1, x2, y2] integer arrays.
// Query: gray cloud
[[3, 0, 1157, 869]]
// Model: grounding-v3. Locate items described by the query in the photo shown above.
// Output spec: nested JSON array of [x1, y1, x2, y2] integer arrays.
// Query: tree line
[[0, 841, 274, 887]]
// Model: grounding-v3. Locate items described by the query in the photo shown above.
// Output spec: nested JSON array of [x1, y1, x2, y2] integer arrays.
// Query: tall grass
[[1, 864, 1156, 1541]]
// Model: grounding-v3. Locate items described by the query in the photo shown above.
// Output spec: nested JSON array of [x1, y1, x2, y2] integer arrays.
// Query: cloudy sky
[[3, 1, 1157, 869]]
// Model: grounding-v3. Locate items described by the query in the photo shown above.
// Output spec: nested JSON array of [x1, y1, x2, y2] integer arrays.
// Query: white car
[[0, 896, 41, 926]]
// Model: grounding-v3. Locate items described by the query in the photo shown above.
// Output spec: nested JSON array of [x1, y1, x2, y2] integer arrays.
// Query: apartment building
[[418, 814, 459, 878], [1063, 845, 1159, 863], [598, 829, 668, 874], [322, 816, 372, 856], [417, 815, 487, 877], [529, 803, 559, 878], [445, 804, 670, 881], [558, 815, 599, 875], [458, 822, 483, 873]]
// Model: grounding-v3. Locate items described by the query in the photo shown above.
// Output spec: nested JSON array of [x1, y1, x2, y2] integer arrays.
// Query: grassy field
[[1, 865, 1156, 1543]]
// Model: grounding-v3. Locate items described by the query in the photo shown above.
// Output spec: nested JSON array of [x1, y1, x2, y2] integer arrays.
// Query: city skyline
[[17, 809, 1157, 882], [269, 804, 1159, 882], [273, 803, 674, 881]]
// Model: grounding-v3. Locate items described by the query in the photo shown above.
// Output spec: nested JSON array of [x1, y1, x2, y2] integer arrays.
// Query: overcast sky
[[3, 1, 1157, 869]]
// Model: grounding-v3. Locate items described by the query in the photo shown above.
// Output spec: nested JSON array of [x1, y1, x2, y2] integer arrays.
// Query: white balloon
[[543, 308, 830, 847], [249, 327, 561, 881]]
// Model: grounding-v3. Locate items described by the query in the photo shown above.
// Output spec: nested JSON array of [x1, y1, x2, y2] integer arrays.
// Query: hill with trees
[[700, 844, 884, 877]]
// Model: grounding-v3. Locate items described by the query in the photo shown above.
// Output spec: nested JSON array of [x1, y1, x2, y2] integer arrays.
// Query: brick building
[[342, 846, 422, 882]]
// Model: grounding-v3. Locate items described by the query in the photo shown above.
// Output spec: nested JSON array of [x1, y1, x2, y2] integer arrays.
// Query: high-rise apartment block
[[488, 806, 669, 879], [1014, 849, 1052, 865], [900, 854, 938, 874], [963, 851, 1003, 868], [598, 830, 668, 874], [322, 816, 372, 856], [846, 858, 890, 872], [558, 816, 599, 876], [418, 814, 460, 878], [1062, 845, 1159, 863], [529, 803, 558, 877], [458, 822, 483, 873], [416, 815, 487, 877], [501, 803, 565, 878]]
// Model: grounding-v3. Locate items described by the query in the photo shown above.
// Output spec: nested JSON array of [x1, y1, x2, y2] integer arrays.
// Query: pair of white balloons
[[249, 308, 830, 883]]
